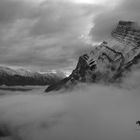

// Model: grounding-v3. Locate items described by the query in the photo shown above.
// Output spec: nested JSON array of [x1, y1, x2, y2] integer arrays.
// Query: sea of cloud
[[0, 69, 140, 140]]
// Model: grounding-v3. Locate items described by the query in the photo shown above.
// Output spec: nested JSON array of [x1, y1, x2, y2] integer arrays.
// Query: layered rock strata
[[45, 21, 140, 92]]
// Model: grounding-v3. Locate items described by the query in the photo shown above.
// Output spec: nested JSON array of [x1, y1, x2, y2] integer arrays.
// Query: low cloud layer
[[0, 69, 140, 140]]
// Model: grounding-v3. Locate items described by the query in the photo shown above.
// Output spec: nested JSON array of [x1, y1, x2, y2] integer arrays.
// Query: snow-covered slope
[[0, 66, 65, 86]]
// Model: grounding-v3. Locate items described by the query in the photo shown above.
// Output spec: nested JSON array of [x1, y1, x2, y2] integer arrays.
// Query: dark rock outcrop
[[45, 21, 140, 92]]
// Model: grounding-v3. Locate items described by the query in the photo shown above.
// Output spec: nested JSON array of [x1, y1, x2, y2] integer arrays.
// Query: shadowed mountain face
[[45, 21, 140, 92], [0, 66, 65, 86]]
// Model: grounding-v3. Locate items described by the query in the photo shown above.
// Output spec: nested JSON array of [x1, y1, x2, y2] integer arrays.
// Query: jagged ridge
[[45, 21, 140, 92], [0, 66, 65, 86]]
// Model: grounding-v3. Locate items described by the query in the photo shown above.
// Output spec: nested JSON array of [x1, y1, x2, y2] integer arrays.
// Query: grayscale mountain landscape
[[0, 0, 140, 140]]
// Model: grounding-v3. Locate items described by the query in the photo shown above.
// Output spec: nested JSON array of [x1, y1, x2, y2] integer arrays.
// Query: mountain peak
[[45, 21, 140, 92], [112, 20, 140, 46]]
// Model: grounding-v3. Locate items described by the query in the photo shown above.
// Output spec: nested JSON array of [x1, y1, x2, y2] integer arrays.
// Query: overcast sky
[[0, 0, 139, 73]]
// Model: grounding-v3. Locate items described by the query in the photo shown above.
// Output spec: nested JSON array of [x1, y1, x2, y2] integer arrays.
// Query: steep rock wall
[[45, 21, 140, 92]]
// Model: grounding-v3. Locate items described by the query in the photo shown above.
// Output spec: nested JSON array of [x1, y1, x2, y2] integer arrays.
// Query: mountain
[[0, 66, 65, 86], [45, 21, 140, 92]]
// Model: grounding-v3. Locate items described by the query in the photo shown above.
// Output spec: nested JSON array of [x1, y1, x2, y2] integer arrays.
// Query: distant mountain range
[[45, 21, 140, 92], [0, 66, 65, 86]]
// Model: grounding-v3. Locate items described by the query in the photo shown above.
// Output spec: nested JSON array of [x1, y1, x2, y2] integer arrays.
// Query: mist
[[0, 69, 140, 140], [90, 0, 140, 42]]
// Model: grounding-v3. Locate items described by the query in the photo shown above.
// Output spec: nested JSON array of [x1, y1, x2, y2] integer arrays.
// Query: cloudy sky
[[0, 0, 139, 73]]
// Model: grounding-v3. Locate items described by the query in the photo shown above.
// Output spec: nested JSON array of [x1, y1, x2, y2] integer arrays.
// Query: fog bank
[[0, 71, 140, 140]]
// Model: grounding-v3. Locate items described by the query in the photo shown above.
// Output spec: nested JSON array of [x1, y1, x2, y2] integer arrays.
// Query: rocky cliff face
[[112, 21, 140, 46], [45, 21, 140, 92]]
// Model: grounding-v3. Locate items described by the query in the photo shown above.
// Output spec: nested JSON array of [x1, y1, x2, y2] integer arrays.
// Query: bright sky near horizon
[[29, 0, 110, 4], [73, 0, 112, 4]]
